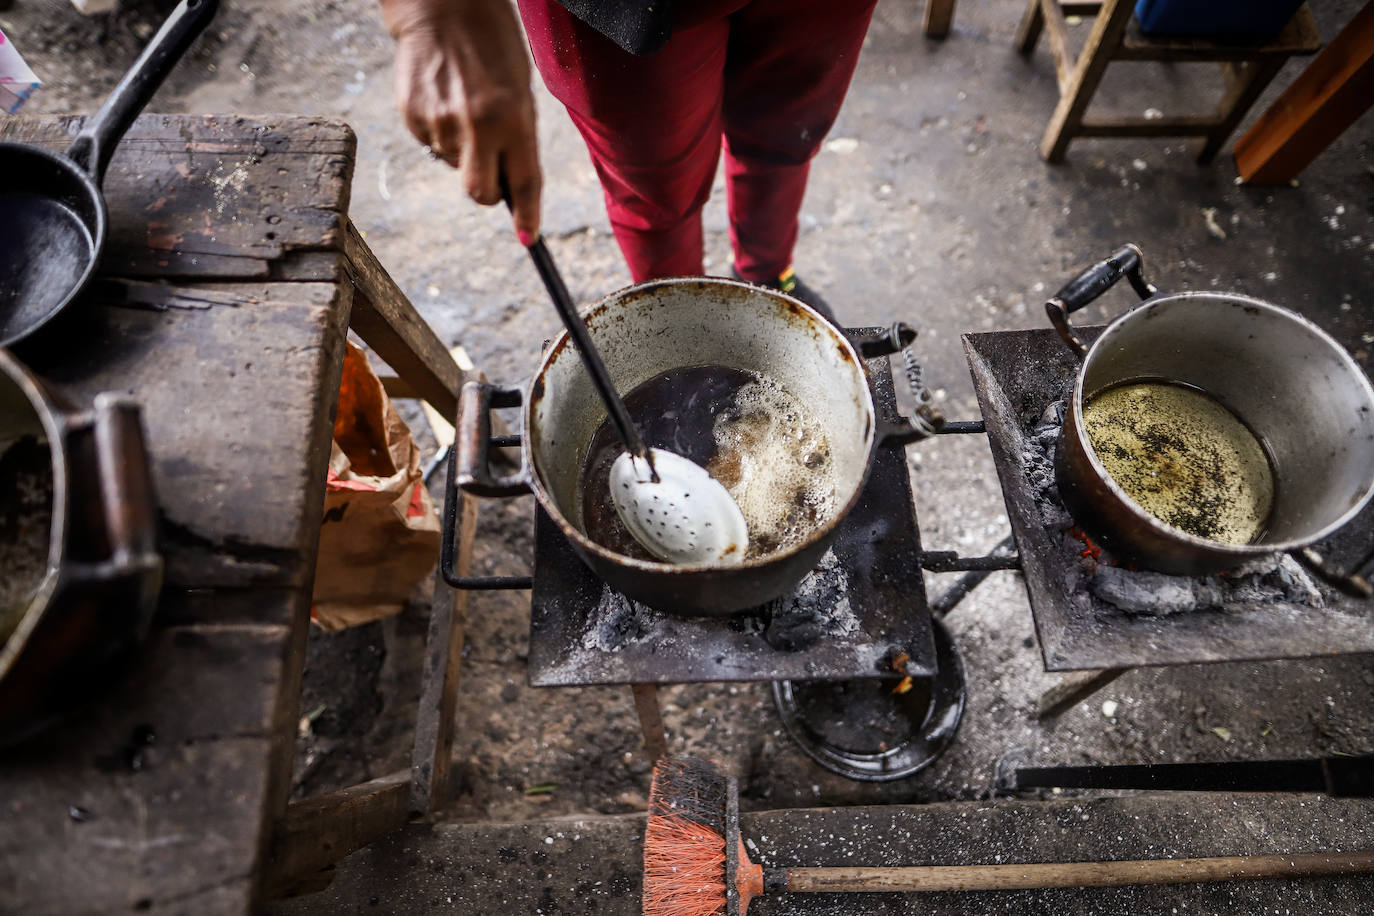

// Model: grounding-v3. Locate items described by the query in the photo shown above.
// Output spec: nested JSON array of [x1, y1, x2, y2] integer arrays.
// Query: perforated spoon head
[[609, 449, 749, 566]]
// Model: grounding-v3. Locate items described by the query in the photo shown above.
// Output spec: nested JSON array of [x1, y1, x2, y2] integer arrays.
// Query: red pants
[[517, 0, 878, 283]]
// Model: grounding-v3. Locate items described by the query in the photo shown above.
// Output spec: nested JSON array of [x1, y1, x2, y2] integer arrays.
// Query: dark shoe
[[730, 265, 838, 325]]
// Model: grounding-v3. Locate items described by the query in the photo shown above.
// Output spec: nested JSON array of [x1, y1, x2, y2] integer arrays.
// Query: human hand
[[385, 0, 541, 242]]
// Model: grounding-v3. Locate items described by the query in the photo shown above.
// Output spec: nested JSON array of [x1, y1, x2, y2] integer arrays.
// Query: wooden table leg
[[410, 488, 478, 819], [1195, 56, 1287, 164], [1036, 668, 1130, 719], [341, 221, 468, 422], [924, 0, 955, 39], [1235, 0, 1374, 184], [631, 684, 669, 761]]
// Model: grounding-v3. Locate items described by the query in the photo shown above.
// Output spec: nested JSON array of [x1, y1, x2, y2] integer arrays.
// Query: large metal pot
[[1046, 245, 1374, 594], [454, 277, 936, 616], [0, 351, 161, 746]]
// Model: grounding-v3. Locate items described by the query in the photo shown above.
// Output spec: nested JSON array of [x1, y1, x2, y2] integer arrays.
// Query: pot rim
[[1071, 290, 1374, 555], [522, 275, 878, 573], [0, 350, 69, 678]]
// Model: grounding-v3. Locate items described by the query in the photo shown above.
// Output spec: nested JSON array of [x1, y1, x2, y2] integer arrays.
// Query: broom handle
[[779, 850, 1374, 894]]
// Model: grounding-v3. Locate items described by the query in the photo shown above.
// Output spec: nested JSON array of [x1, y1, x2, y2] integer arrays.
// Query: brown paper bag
[[311, 341, 441, 630]]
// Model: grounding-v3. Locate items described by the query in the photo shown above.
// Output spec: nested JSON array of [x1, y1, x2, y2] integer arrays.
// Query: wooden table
[[0, 115, 475, 914]]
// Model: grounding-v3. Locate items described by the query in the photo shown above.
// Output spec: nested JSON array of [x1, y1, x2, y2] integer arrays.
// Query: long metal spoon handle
[[522, 236, 651, 465]]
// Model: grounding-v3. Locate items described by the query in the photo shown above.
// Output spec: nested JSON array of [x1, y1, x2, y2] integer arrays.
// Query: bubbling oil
[[577, 365, 840, 562], [1083, 380, 1274, 544]]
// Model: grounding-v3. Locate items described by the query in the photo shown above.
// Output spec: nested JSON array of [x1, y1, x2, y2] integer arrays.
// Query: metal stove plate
[[527, 333, 936, 687], [964, 327, 1374, 672]]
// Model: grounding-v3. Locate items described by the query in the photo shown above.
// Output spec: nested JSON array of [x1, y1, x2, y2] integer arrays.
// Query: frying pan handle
[[1293, 547, 1374, 600], [66, 0, 219, 183], [91, 394, 160, 567], [1045, 244, 1157, 359], [456, 381, 529, 498]]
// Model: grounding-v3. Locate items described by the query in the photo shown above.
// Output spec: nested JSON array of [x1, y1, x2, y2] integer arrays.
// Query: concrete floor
[[6, 0, 1374, 910]]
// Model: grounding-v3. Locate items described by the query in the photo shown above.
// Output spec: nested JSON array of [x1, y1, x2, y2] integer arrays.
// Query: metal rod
[[936, 420, 986, 434], [928, 535, 1019, 618], [526, 238, 654, 472], [921, 550, 1022, 572], [1014, 759, 1330, 794]]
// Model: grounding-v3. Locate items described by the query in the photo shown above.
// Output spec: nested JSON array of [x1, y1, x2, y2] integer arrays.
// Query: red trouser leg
[[518, 0, 877, 283], [721, 0, 879, 281]]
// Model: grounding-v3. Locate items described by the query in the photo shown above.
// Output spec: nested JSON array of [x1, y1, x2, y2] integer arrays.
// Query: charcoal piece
[[1090, 566, 1228, 616]]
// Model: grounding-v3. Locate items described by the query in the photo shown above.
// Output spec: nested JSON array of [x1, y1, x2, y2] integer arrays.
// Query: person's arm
[[380, 0, 541, 242]]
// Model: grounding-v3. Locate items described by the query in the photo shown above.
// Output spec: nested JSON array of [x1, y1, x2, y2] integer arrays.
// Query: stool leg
[[924, 0, 955, 39], [1016, 0, 1045, 55], [631, 683, 669, 761], [1041, 0, 1136, 163], [1196, 57, 1287, 164]]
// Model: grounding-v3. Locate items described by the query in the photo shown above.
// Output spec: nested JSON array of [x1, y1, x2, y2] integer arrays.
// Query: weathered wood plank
[[341, 221, 467, 423], [0, 115, 356, 281], [1040, 0, 1137, 162], [18, 281, 351, 590], [1235, 0, 1374, 184], [262, 771, 412, 900], [923, 0, 954, 39], [1119, 4, 1321, 59], [0, 603, 299, 916], [409, 492, 477, 818]]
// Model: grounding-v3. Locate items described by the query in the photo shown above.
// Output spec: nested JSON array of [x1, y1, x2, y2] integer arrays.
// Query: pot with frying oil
[[577, 365, 841, 562], [1082, 379, 1275, 545]]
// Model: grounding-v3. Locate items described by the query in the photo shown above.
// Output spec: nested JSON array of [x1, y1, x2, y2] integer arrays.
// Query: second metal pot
[[1046, 245, 1374, 592]]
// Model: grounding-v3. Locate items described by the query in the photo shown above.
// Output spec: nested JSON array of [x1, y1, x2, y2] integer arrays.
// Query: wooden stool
[[1016, 0, 1322, 163]]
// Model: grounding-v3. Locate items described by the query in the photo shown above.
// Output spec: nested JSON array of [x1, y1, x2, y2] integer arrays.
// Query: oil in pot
[[1082, 379, 1274, 544], [577, 366, 840, 562]]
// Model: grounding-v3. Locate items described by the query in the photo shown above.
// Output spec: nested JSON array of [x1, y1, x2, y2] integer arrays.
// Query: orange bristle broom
[[642, 755, 1374, 916]]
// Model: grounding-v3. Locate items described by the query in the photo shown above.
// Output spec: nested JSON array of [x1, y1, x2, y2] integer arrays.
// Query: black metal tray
[[964, 327, 1374, 672], [527, 334, 936, 688]]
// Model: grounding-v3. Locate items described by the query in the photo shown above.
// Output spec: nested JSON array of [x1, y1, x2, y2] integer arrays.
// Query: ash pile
[[1021, 400, 1324, 617]]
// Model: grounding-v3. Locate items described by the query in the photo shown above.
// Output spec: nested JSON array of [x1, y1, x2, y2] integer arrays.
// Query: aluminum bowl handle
[[455, 381, 529, 498], [1045, 244, 1157, 359]]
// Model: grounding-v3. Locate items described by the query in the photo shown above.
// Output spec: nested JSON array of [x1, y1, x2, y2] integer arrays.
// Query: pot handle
[[850, 323, 947, 447], [65, 0, 219, 184], [456, 381, 529, 498], [88, 394, 161, 577], [1045, 244, 1158, 359], [1293, 547, 1374, 600]]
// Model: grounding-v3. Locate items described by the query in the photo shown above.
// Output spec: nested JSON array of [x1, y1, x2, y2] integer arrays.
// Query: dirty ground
[[5, 0, 1373, 907]]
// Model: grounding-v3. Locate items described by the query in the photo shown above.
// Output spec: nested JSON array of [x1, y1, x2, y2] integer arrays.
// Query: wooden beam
[[1040, 0, 1138, 162], [1235, 0, 1374, 184], [631, 684, 669, 761], [1040, 0, 1077, 93], [262, 770, 412, 899], [923, 0, 955, 39], [1036, 668, 1130, 719], [1016, 0, 1046, 56], [410, 490, 479, 819], [1077, 116, 1217, 136], [1196, 56, 1288, 163], [341, 220, 467, 423]]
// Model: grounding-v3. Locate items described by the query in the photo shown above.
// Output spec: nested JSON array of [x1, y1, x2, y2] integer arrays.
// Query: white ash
[[580, 589, 669, 653], [764, 548, 860, 650], [1020, 400, 1325, 617]]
